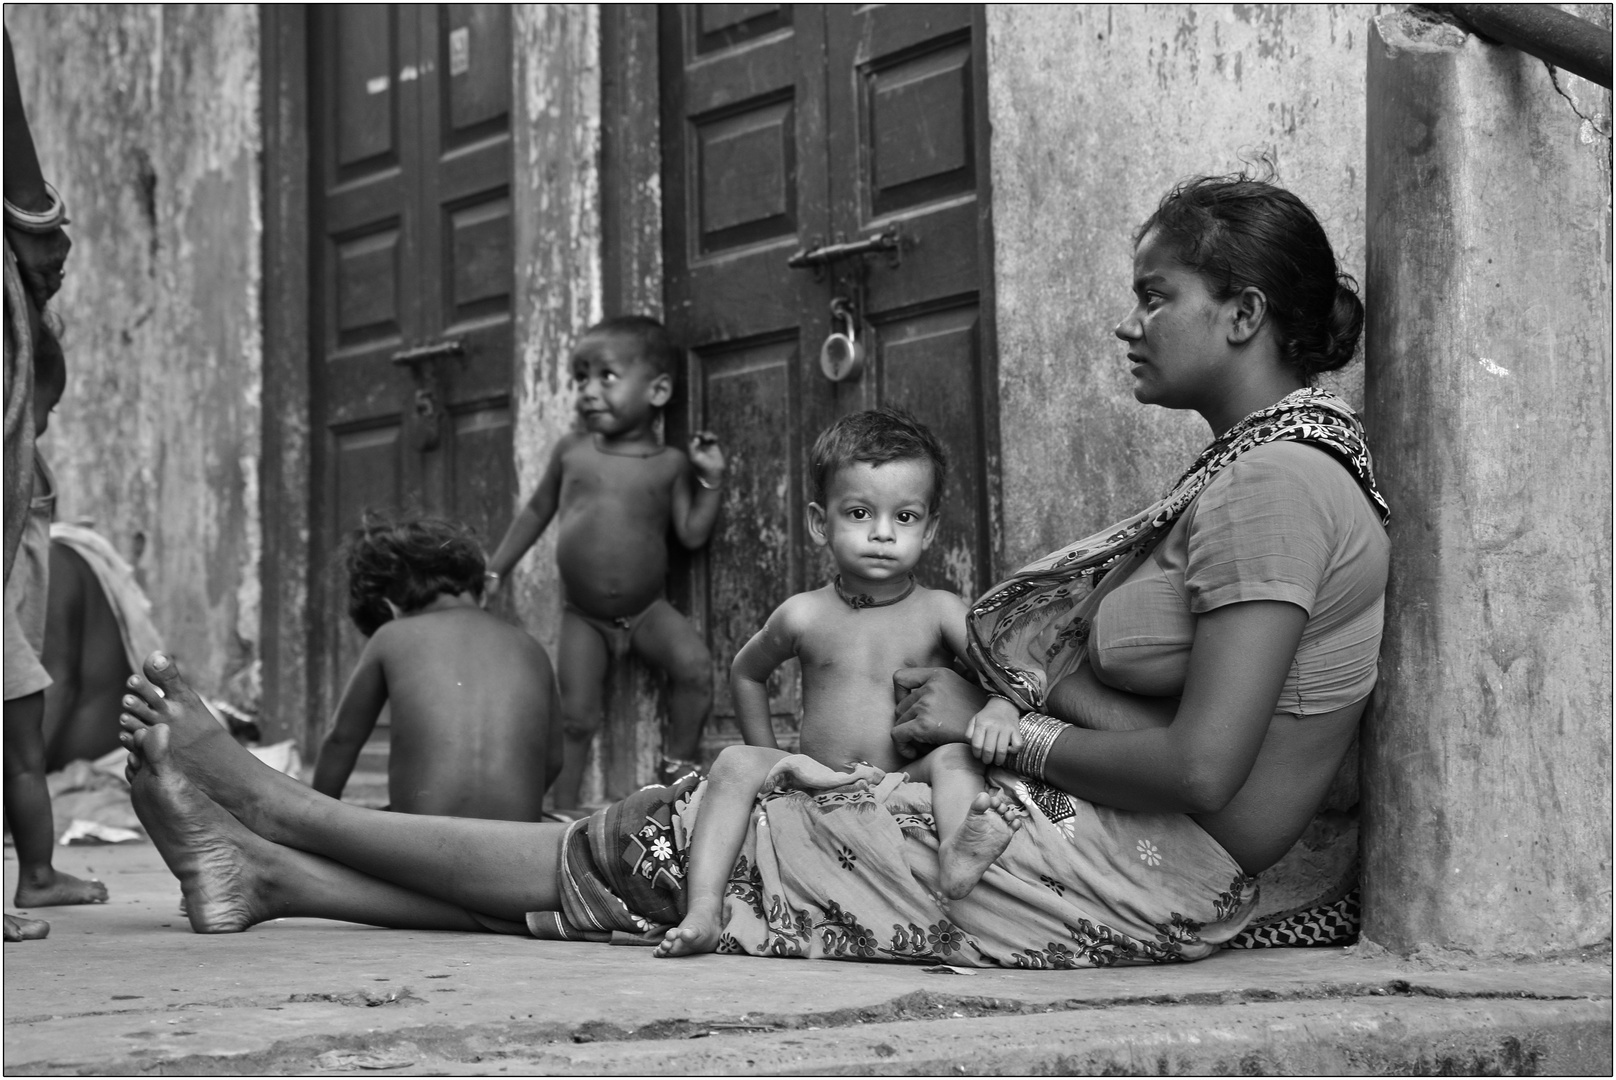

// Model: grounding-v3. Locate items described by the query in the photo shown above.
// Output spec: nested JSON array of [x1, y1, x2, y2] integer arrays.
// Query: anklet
[[834, 574, 916, 611]]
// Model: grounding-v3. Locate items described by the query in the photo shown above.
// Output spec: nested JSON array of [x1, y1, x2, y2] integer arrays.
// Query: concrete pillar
[[1362, 12, 1612, 954]]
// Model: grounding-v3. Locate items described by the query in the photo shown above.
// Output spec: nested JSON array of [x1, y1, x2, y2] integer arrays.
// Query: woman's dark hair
[[809, 405, 948, 512], [341, 514, 486, 636], [1136, 173, 1364, 381]]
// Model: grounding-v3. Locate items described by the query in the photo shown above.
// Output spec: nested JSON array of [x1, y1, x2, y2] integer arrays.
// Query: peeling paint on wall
[[8, 5, 262, 707]]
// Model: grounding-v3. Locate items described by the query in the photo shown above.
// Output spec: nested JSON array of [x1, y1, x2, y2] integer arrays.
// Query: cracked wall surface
[[6, 5, 263, 707]]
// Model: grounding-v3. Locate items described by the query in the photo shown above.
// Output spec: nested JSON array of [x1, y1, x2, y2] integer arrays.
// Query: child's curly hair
[[341, 514, 487, 636]]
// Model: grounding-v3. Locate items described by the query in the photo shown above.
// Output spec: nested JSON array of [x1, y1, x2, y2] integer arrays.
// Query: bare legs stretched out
[[118, 653, 571, 932]]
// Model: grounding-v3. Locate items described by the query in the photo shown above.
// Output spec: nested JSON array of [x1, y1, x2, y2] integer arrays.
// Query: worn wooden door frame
[[260, 6, 315, 748]]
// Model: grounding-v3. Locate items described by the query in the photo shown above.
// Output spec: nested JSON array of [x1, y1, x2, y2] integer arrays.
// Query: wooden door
[[308, 5, 516, 761], [660, 4, 998, 755]]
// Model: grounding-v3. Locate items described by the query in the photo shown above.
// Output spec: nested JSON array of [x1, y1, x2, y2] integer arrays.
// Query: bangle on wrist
[[695, 474, 720, 491], [1010, 711, 1066, 780], [4, 183, 69, 233], [484, 570, 501, 581]]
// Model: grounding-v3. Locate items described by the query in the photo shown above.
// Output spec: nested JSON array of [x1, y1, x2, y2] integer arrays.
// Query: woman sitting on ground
[[117, 174, 1389, 967]]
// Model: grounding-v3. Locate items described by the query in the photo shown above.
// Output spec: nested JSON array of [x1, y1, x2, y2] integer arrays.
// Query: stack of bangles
[[4, 183, 69, 233], [1008, 708, 1067, 781]]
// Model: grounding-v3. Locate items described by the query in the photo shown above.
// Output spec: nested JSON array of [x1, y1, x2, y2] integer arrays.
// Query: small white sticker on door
[[449, 27, 470, 77], [366, 75, 389, 95]]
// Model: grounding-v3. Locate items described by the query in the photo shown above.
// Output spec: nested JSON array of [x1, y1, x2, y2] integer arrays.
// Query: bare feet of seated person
[[119, 720, 273, 934], [4, 913, 50, 941], [938, 790, 1028, 901]]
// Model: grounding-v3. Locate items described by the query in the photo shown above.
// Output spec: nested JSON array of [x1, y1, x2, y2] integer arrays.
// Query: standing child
[[485, 315, 725, 809], [311, 516, 557, 821], [656, 407, 1024, 958], [4, 316, 108, 912]]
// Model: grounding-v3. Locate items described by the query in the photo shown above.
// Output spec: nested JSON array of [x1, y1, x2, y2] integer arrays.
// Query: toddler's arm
[[729, 598, 802, 750], [485, 438, 568, 590], [310, 639, 388, 799], [670, 433, 726, 550]]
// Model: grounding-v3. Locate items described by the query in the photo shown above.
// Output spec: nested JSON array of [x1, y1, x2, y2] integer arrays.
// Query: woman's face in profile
[[1114, 229, 1230, 411]]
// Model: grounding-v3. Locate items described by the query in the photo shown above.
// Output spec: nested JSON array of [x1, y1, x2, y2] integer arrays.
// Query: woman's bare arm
[[1036, 600, 1304, 813], [894, 600, 1306, 815]]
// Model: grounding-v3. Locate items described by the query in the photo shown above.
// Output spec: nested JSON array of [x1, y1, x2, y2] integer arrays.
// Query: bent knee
[[709, 743, 779, 782], [663, 654, 712, 693], [559, 707, 603, 740]]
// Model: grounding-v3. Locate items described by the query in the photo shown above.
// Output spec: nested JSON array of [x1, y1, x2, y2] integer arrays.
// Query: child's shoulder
[[773, 585, 837, 628], [914, 582, 969, 615]]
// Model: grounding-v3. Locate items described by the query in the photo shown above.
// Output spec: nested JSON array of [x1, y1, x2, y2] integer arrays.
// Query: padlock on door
[[819, 296, 866, 383]]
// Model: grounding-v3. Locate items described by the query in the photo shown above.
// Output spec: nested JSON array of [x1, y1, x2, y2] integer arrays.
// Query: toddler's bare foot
[[764, 754, 884, 793], [653, 914, 722, 958], [123, 723, 272, 934], [3, 914, 50, 941], [14, 867, 108, 908], [938, 791, 1026, 900]]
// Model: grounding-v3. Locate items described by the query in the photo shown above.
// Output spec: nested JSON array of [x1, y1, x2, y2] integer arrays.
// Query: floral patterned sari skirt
[[524, 769, 1260, 968]]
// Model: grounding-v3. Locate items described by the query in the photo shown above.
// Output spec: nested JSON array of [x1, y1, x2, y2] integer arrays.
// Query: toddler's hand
[[968, 706, 1022, 768], [689, 431, 726, 488]]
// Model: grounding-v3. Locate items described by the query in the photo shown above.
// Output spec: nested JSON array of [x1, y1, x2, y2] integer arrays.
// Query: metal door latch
[[788, 226, 905, 271]]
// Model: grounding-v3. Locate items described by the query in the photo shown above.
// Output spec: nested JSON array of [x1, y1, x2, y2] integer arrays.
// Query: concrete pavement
[[5, 840, 1610, 1075]]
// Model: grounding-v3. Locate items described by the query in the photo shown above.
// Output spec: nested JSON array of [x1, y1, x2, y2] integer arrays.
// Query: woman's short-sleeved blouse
[[1087, 441, 1390, 717]]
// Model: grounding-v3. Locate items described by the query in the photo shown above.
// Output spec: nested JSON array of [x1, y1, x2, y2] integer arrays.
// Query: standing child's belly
[[555, 503, 671, 616]]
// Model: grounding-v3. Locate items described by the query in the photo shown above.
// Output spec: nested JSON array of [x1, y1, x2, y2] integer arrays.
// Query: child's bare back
[[312, 517, 557, 821], [360, 602, 554, 819]]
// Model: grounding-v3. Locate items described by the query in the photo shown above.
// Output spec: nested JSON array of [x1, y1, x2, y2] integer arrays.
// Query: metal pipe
[[1434, 4, 1612, 88]]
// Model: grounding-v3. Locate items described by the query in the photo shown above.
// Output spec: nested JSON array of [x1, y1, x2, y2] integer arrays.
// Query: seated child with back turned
[[311, 516, 557, 821], [485, 315, 726, 809], [656, 407, 1026, 958]]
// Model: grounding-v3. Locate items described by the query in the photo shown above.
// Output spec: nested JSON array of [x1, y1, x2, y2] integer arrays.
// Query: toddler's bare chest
[[798, 620, 950, 679], [560, 450, 678, 511]]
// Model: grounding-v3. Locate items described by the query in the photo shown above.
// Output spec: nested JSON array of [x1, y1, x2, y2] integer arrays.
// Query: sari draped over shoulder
[[967, 387, 1388, 711]]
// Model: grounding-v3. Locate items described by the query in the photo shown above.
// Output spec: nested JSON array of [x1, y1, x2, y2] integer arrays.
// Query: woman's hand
[[890, 667, 988, 759], [968, 696, 1023, 767]]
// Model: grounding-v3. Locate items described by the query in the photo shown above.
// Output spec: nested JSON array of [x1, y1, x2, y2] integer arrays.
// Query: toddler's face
[[570, 332, 668, 435], [810, 458, 939, 586]]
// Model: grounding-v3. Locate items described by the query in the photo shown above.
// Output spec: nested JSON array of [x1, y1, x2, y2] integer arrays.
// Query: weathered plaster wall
[[986, 3, 1385, 570], [7, 5, 262, 705], [1362, 9, 1612, 955]]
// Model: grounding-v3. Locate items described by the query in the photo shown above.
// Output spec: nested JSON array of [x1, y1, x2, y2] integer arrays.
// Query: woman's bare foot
[[13, 866, 108, 908], [653, 913, 723, 959], [119, 653, 275, 827], [763, 754, 885, 793], [3, 913, 50, 941], [938, 791, 1027, 900], [122, 722, 272, 934]]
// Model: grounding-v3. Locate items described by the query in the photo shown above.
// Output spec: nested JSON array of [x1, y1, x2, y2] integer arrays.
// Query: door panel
[[660, 4, 997, 757], [309, 4, 515, 756]]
